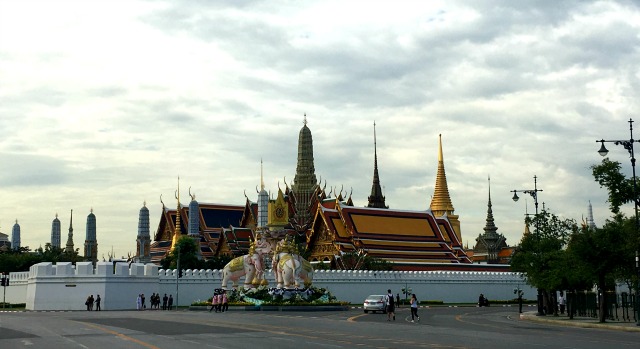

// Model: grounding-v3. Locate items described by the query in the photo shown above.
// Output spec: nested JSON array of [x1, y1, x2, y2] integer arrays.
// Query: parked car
[[363, 294, 387, 313]]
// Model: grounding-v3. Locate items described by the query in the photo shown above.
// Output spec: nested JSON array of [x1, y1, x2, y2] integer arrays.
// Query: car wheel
[[383, 309, 387, 314], [364, 310, 368, 313]]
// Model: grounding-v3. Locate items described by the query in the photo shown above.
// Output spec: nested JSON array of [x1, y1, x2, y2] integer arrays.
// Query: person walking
[[141, 294, 146, 310], [386, 289, 396, 321], [222, 291, 228, 312], [136, 294, 142, 310], [410, 294, 420, 322], [558, 291, 566, 315], [89, 295, 94, 311], [396, 293, 401, 308], [85, 295, 92, 311], [168, 294, 173, 310], [162, 294, 168, 310], [95, 294, 101, 311], [210, 291, 218, 312]]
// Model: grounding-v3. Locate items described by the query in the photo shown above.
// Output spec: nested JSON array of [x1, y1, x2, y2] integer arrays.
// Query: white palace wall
[[5, 263, 536, 310]]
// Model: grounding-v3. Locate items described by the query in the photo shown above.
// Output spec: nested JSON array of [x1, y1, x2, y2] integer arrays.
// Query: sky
[[1, 0, 640, 260]]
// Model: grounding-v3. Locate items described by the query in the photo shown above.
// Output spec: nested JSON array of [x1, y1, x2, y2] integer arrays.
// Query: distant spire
[[171, 176, 182, 249], [367, 121, 388, 209], [483, 175, 498, 236], [65, 209, 74, 253], [430, 134, 455, 213], [429, 134, 461, 241], [587, 201, 596, 230], [260, 158, 265, 191]]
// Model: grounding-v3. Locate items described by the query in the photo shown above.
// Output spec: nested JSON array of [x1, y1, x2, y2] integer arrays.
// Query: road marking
[[347, 313, 369, 322], [83, 322, 161, 349]]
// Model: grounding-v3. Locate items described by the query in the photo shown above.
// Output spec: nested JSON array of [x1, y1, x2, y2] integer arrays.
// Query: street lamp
[[512, 175, 545, 316], [596, 118, 640, 326]]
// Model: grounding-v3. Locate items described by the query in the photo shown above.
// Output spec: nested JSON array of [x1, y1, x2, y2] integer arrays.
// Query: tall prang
[[11, 219, 20, 250], [188, 188, 202, 260], [257, 159, 269, 228], [84, 208, 97, 263], [587, 201, 597, 230], [65, 209, 74, 253], [136, 201, 151, 263], [291, 116, 319, 231], [367, 121, 388, 209], [429, 134, 461, 241], [51, 213, 61, 248]]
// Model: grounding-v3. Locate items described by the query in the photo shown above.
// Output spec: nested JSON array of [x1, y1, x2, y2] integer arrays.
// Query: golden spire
[[430, 134, 461, 241], [171, 176, 182, 249], [430, 134, 455, 214]]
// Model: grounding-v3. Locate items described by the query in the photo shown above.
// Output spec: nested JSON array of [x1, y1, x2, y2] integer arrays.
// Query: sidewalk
[[520, 311, 640, 332]]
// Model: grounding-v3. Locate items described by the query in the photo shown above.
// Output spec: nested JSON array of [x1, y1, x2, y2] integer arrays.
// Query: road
[[0, 306, 637, 349]]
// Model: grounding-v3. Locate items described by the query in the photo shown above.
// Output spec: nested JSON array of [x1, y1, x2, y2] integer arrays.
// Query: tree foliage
[[591, 158, 638, 214]]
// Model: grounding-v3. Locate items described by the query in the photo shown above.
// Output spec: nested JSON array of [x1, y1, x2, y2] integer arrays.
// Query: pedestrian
[[85, 295, 92, 311], [210, 291, 218, 312], [396, 293, 400, 308], [222, 291, 228, 312], [410, 294, 420, 322], [136, 294, 142, 310], [478, 293, 485, 307], [558, 291, 566, 315], [162, 293, 168, 310], [95, 294, 101, 311], [168, 294, 173, 310], [386, 289, 396, 321], [141, 293, 146, 310], [89, 295, 94, 311]]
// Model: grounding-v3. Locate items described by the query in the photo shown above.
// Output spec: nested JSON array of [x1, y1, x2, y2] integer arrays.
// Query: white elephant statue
[[221, 254, 258, 290], [221, 233, 272, 289], [272, 252, 314, 289]]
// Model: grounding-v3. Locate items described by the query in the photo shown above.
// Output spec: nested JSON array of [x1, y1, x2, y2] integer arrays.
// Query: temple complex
[[145, 118, 515, 271]]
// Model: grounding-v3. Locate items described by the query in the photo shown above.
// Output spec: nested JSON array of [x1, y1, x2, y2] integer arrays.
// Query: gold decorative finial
[[303, 114, 307, 126], [172, 176, 182, 249], [260, 158, 265, 191], [438, 134, 443, 162]]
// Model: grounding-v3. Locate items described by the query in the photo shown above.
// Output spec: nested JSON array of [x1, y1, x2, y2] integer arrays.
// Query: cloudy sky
[[1, 0, 639, 260]]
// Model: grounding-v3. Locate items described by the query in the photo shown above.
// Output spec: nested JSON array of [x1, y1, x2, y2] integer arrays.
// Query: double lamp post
[[596, 118, 640, 326], [511, 175, 544, 316]]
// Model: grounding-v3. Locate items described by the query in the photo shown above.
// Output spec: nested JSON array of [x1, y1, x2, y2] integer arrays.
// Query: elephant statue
[[221, 254, 258, 290], [272, 252, 314, 289], [221, 233, 273, 289]]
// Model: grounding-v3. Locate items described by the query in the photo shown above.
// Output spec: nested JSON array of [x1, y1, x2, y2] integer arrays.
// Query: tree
[[566, 217, 631, 322], [160, 236, 201, 271], [510, 209, 579, 315], [335, 250, 392, 271], [591, 158, 638, 214]]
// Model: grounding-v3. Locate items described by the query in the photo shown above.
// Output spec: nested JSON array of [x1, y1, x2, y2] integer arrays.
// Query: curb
[[520, 312, 640, 332]]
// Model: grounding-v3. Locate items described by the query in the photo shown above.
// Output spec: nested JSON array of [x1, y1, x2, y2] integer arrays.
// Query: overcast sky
[[1, 0, 639, 260]]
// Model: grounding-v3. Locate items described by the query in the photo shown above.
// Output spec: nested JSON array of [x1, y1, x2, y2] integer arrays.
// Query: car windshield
[[366, 295, 385, 301]]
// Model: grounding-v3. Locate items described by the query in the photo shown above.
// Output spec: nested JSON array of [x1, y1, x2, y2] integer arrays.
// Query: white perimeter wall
[[5, 264, 539, 310]]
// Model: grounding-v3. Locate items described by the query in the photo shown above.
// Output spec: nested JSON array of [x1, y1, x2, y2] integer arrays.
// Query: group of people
[[385, 289, 420, 323], [209, 290, 228, 313], [136, 293, 174, 310], [85, 294, 101, 311]]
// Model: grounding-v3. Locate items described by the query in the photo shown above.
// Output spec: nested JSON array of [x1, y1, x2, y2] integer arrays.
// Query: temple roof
[[309, 201, 471, 266]]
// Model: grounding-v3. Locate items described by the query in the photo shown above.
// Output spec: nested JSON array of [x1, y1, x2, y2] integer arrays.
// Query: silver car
[[363, 294, 387, 313]]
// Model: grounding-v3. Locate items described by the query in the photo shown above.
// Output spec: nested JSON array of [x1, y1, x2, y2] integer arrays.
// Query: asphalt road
[[0, 306, 638, 349]]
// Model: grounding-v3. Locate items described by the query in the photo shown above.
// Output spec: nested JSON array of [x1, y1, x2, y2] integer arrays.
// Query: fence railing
[[566, 291, 637, 322]]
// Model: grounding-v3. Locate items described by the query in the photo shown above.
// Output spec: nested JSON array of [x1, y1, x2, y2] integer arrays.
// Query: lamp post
[[596, 118, 640, 326], [512, 175, 544, 316]]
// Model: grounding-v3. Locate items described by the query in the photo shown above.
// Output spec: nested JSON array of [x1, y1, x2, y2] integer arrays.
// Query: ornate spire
[[483, 175, 498, 236], [367, 121, 388, 209], [65, 209, 74, 253], [261, 158, 265, 191], [171, 176, 182, 249], [291, 116, 318, 232], [430, 134, 455, 214], [429, 134, 461, 241]]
